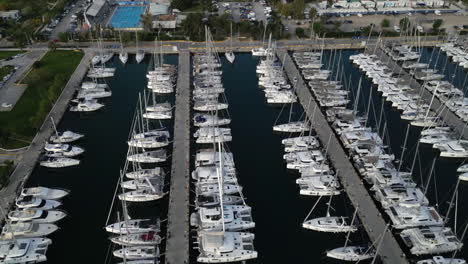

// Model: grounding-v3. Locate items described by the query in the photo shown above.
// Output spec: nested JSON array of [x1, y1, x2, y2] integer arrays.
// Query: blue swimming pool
[[109, 5, 146, 29]]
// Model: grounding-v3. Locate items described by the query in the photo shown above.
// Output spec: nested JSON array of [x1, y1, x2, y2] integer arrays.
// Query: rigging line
[[105, 169, 124, 226], [302, 196, 324, 223]]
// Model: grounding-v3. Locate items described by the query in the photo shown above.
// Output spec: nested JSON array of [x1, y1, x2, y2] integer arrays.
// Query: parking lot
[[216, 1, 270, 24], [0, 50, 47, 111], [50, 0, 86, 39]]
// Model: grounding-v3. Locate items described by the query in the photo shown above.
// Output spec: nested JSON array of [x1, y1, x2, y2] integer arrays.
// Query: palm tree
[[140, 11, 153, 32]]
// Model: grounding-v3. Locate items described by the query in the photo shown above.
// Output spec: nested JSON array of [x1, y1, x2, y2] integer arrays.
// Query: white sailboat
[[225, 23, 235, 64], [119, 31, 128, 64], [135, 31, 145, 64]]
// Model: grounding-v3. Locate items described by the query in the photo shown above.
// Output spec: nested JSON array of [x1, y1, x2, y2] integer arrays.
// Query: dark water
[[20, 49, 468, 264], [25, 54, 177, 264]]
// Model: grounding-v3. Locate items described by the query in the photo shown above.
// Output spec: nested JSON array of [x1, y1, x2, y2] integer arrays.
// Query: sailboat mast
[[353, 77, 363, 114], [50, 117, 58, 137], [217, 140, 225, 233]]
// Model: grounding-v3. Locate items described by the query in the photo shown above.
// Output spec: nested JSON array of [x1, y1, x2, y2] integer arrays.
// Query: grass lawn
[[0, 65, 14, 80], [0, 50, 84, 149], [0, 51, 24, 60]]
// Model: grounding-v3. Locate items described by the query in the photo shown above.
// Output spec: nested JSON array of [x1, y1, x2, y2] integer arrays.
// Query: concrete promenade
[[374, 47, 468, 139], [0, 51, 91, 217], [277, 49, 409, 264], [165, 51, 191, 264]]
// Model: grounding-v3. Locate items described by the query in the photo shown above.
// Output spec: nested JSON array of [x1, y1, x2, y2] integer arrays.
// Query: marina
[[1, 37, 468, 263]]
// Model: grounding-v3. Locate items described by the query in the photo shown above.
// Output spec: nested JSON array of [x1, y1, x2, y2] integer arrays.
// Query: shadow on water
[[24, 54, 177, 264]]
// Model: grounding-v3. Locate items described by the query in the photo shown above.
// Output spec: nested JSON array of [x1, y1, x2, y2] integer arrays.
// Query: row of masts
[[104, 40, 177, 264], [191, 27, 257, 263]]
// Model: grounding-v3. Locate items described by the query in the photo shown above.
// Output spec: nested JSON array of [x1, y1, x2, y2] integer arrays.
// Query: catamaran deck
[[165, 51, 191, 264], [371, 47, 468, 139], [277, 48, 409, 264]]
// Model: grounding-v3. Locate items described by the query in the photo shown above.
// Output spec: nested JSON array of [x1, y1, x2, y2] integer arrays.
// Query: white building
[[0, 10, 20, 20], [153, 14, 177, 29]]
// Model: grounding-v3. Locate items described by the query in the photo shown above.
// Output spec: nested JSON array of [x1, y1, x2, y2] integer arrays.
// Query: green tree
[[309, 7, 317, 19], [399, 17, 410, 31], [312, 21, 324, 35], [295, 27, 306, 38], [381, 18, 390, 28], [292, 0, 305, 19], [362, 25, 372, 35], [433, 19, 443, 31], [48, 41, 57, 51], [58, 32, 68, 42], [332, 20, 342, 31], [140, 12, 153, 32]]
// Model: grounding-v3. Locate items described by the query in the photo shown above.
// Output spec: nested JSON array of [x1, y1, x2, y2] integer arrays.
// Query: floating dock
[[165, 51, 191, 264], [277, 49, 409, 264]]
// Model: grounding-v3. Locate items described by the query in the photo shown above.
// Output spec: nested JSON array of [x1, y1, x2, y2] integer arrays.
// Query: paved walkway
[[165, 51, 190, 264], [0, 50, 47, 111], [373, 47, 468, 139], [0, 51, 91, 216], [278, 49, 409, 264]]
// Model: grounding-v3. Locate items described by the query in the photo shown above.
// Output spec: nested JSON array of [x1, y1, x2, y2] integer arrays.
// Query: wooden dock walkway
[[277, 49, 409, 264], [373, 47, 468, 139], [165, 51, 191, 264]]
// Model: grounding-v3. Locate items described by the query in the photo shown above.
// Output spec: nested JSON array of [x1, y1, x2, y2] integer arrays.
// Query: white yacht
[[400, 227, 462, 255], [0, 222, 58, 239], [420, 134, 453, 145], [44, 143, 84, 157], [417, 256, 466, 264], [128, 134, 169, 149], [133, 130, 170, 140], [110, 231, 161, 246], [69, 100, 104, 112], [251, 47, 269, 57], [284, 151, 325, 170], [113, 246, 159, 260], [119, 51, 128, 64], [195, 194, 243, 207], [197, 231, 257, 263], [136, 50, 145, 64], [195, 149, 235, 168], [81, 82, 108, 90], [196, 183, 242, 196], [433, 140, 468, 158], [39, 157, 80, 168], [297, 175, 340, 196], [0, 237, 51, 264], [146, 102, 171, 112], [8, 209, 66, 223], [191, 205, 254, 231], [119, 188, 164, 202], [282, 136, 319, 152], [100, 52, 114, 64], [75, 88, 112, 100], [20, 187, 69, 200], [194, 114, 230, 127], [15, 197, 61, 210], [303, 216, 357, 233], [127, 150, 167, 163], [87, 67, 115, 78], [142, 110, 172, 120], [273, 122, 309, 133], [373, 185, 428, 209], [49, 131, 83, 143], [457, 164, 468, 173], [105, 219, 160, 234], [121, 177, 163, 190], [327, 246, 374, 261], [126, 168, 165, 180], [194, 128, 232, 144], [193, 101, 228, 112], [386, 206, 443, 229]]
